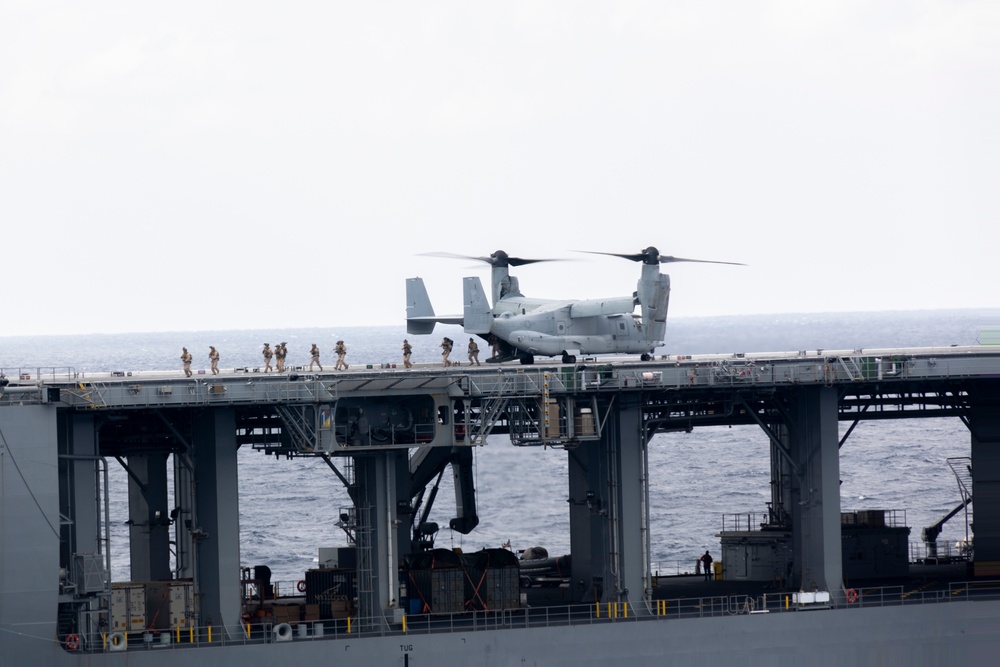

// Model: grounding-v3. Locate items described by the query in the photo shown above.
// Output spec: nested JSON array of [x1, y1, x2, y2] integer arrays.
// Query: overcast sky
[[1, 1, 996, 336]]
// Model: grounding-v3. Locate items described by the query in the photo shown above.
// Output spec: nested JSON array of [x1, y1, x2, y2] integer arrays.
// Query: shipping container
[[145, 580, 195, 629], [109, 583, 146, 632], [404, 549, 465, 614]]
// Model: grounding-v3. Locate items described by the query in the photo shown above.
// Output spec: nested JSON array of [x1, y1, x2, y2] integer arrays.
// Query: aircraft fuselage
[[491, 304, 654, 356]]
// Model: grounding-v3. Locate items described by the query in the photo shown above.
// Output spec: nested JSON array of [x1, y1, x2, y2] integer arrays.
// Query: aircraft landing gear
[[561, 353, 576, 364], [519, 354, 535, 365], [640, 353, 652, 362]]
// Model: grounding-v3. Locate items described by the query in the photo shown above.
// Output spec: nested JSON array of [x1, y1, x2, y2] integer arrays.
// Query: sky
[[1, 1, 996, 336]]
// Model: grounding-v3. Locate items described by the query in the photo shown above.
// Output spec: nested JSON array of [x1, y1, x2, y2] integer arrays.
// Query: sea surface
[[3, 308, 998, 584]]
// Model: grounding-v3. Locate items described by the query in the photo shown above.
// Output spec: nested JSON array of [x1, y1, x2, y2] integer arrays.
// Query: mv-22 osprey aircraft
[[406, 247, 743, 365]]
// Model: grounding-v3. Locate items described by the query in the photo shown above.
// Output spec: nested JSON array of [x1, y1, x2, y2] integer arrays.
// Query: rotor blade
[[579, 250, 648, 263], [578, 249, 745, 267], [659, 255, 746, 267], [419, 250, 560, 268], [419, 252, 495, 263], [506, 257, 557, 267]]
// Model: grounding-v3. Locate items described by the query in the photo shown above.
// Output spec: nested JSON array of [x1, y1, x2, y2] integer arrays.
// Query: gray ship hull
[[4, 598, 1000, 666]]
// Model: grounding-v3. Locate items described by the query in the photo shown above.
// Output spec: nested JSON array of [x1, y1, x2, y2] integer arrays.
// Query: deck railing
[[65, 578, 1000, 653]]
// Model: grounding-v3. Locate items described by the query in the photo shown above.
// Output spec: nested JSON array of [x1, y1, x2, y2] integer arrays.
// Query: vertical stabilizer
[[462, 277, 494, 334], [406, 278, 437, 334]]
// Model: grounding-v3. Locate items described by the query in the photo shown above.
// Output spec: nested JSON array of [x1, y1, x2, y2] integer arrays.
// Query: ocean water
[[3, 308, 997, 583]]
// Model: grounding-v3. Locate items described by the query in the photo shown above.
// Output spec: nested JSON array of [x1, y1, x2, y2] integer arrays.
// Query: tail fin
[[407, 277, 464, 334], [462, 277, 493, 334], [406, 278, 437, 334]]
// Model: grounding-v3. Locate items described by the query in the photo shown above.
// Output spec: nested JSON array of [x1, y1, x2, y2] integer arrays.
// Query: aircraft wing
[[569, 296, 636, 318]]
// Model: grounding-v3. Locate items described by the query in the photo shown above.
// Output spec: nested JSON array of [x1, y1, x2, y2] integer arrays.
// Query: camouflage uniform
[[334, 341, 348, 370], [275, 343, 287, 372], [440, 337, 453, 367]]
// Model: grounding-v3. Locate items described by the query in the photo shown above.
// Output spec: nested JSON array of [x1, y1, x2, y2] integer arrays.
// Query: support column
[[568, 396, 649, 609], [173, 453, 196, 580], [568, 440, 603, 603], [768, 423, 794, 528], [127, 451, 171, 581], [786, 386, 842, 593], [60, 414, 101, 566], [353, 449, 407, 628], [192, 408, 241, 637], [970, 389, 1000, 574], [395, 452, 415, 560]]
